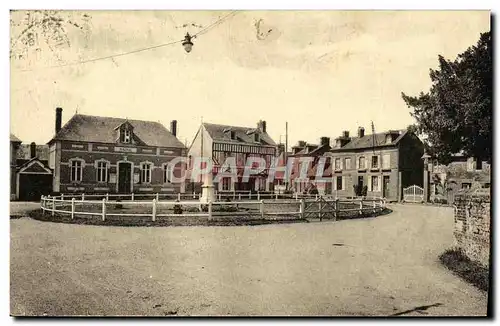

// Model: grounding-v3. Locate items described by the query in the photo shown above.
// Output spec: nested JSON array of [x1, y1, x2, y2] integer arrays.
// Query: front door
[[383, 176, 390, 198], [118, 162, 132, 193]]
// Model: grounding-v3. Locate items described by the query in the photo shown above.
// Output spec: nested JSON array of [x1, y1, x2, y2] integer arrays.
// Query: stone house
[[326, 127, 424, 201]]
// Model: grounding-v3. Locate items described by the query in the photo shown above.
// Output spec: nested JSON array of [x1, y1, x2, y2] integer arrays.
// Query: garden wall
[[453, 191, 491, 267]]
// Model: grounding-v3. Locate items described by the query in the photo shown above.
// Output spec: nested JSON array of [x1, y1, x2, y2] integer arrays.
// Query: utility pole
[[285, 121, 289, 191], [200, 116, 204, 184]]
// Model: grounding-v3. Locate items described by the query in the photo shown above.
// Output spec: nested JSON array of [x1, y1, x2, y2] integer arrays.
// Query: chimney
[[320, 137, 330, 147], [298, 140, 306, 147], [342, 130, 350, 138], [55, 107, 63, 134], [358, 127, 365, 138], [257, 120, 267, 133], [170, 120, 177, 137], [30, 142, 36, 159], [278, 143, 285, 154]]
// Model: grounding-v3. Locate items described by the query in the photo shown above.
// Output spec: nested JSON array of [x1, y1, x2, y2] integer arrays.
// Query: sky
[[10, 10, 490, 148]]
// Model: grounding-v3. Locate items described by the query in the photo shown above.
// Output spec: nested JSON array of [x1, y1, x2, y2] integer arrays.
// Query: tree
[[401, 31, 492, 165]]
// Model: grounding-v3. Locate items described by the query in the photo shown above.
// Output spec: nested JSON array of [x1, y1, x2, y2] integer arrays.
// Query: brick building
[[326, 127, 424, 201], [187, 120, 278, 192], [48, 108, 186, 194]]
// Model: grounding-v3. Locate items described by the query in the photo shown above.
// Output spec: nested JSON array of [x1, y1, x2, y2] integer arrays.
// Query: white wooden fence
[[40, 194, 386, 222]]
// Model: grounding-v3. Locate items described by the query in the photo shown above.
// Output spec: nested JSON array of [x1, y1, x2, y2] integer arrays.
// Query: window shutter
[[356, 156, 359, 169], [368, 176, 372, 192], [342, 176, 345, 191], [377, 176, 382, 192], [378, 155, 381, 169], [340, 158, 343, 170], [333, 177, 337, 190]]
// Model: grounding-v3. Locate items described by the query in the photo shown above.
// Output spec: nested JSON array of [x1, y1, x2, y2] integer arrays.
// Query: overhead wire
[[14, 11, 238, 73]]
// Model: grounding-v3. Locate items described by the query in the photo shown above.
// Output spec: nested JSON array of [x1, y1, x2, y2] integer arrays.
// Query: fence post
[[82, 193, 85, 201], [61, 194, 64, 200], [260, 200, 264, 219], [177, 193, 180, 201], [318, 200, 322, 221], [218, 193, 221, 201], [359, 198, 363, 215], [334, 198, 339, 220], [152, 198, 157, 222], [257, 192, 260, 201], [373, 199, 376, 213], [193, 191, 196, 199], [131, 193, 134, 201], [52, 197, 55, 216], [295, 192, 298, 201], [238, 193, 241, 201], [106, 193, 109, 201], [208, 201, 213, 221], [249, 192, 252, 200], [102, 198, 106, 221], [275, 192, 278, 200], [71, 198, 75, 220], [300, 198, 305, 219], [233, 192, 236, 201]]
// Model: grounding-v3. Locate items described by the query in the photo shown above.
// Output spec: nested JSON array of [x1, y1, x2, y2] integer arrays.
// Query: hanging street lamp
[[182, 33, 194, 53]]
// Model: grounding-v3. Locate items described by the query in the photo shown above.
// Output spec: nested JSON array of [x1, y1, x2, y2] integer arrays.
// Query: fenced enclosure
[[403, 185, 424, 203], [40, 192, 387, 224]]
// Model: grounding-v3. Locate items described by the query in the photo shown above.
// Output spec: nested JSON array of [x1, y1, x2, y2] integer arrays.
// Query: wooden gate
[[303, 197, 337, 221], [403, 185, 424, 203]]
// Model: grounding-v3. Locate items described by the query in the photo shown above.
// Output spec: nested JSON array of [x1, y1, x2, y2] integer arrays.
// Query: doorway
[[383, 175, 390, 198], [118, 162, 132, 193]]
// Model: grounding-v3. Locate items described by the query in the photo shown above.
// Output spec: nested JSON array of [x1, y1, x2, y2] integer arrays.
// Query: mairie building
[[47, 108, 186, 194]]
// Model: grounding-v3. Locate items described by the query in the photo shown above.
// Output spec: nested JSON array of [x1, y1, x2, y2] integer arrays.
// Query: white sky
[[10, 10, 490, 148]]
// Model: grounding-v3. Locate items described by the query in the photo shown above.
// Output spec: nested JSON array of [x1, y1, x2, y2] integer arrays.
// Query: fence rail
[[40, 193, 387, 223]]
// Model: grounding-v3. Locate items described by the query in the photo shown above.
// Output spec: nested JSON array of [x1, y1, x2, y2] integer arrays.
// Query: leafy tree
[[402, 31, 492, 165]]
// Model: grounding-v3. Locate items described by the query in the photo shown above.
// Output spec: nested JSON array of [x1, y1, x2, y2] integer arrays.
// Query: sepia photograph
[[8, 6, 492, 317]]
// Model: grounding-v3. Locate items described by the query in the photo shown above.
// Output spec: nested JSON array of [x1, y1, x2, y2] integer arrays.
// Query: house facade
[[48, 108, 186, 194], [289, 137, 332, 195], [326, 127, 424, 201], [187, 120, 278, 192]]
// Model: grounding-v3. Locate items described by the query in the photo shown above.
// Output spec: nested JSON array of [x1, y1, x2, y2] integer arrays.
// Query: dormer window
[[231, 131, 236, 140], [123, 129, 131, 143], [385, 134, 392, 145], [254, 133, 260, 142]]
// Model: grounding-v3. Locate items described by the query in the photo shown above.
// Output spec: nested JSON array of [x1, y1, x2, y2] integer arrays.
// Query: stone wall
[[453, 191, 491, 267]]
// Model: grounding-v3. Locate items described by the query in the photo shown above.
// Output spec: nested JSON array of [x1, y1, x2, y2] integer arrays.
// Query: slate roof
[[49, 114, 185, 148], [202, 122, 277, 146], [10, 133, 21, 143], [329, 130, 407, 152]]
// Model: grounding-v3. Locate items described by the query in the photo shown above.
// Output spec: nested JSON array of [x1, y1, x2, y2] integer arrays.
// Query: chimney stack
[[55, 107, 63, 134], [358, 127, 365, 138], [342, 130, 350, 139], [320, 137, 330, 147], [170, 120, 177, 137], [30, 142, 36, 159], [257, 120, 267, 133]]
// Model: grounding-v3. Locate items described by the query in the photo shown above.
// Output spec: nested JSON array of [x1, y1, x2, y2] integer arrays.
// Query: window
[[335, 158, 341, 170], [484, 183, 491, 189], [230, 131, 236, 140], [345, 158, 351, 170], [140, 162, 153, 183], [358, 156, 366, 170], [120, 129, 132, 144], [70, 159, 83, 182], [254, 133, 260, 142], [371, 156, 379, 169], [371, 176, 380, 192], [336, 176, 343, 190], [382, 154, 390, 169], [222, 177, 231, 191], [164, 164, 173, 183], [96, 160, 109, 183]]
